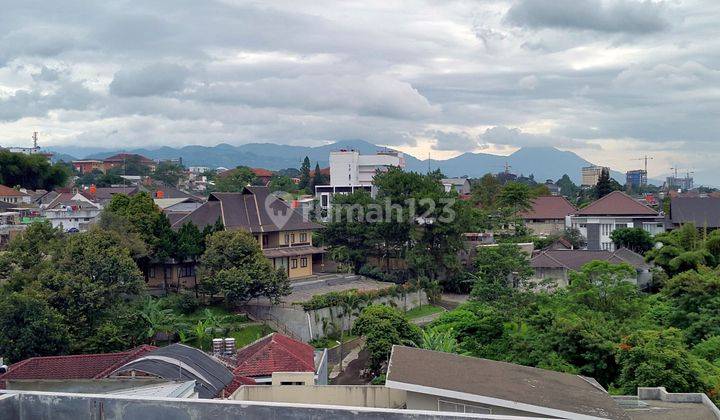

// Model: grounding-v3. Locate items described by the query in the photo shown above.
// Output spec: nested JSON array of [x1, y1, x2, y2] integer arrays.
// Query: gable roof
[[576, 191, 658, 216], [231, 333, 315, 378], [0, 185, 29, 197], [386, 346, 628, 420], [103, 153, 154, 164], [251, 168, 274, 178], [521, 196, 577, 220], [670, 196, 720, 228], [530, 248, 649, 271], [0, 346, 156, 384], [111, 343, 233, 399], [172, 186, 321, 233]]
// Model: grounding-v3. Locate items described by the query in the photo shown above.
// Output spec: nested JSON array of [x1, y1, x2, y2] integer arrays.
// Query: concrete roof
[[386, 346, 629, 420], [670, 196, 720, 228]]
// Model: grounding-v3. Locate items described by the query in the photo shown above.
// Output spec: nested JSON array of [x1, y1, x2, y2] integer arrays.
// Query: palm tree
[[139, 297, 176, 345], [418, 329, 457, 353]]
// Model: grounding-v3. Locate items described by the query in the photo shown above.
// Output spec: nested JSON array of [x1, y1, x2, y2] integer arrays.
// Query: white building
[[42, 192, 103, 232], [315, 149, 404, 210], [581, 165, 608, 187]]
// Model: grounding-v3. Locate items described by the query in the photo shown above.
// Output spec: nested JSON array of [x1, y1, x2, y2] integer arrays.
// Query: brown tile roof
[[670, 196, 720, 228], [530, 248, 649, 270], [520, 196, 577, 220], [251, 168, 274, 178], [0, 185, 29, 197], [103, 153, 154, 164], [172, 186, 321, 233], [386, 346, 629, 419], [0, 346, 156, 384], [576, 191, 658, 216]]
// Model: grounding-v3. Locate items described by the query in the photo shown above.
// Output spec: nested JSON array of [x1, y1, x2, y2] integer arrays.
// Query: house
[[0, 185, 31, 205], [315, 149, 404, 211], [0, 345, 156, 388], [440, 178, 471, 195], [251, 168, 274, 186], [110, 343, 234, 399], [520, 196, 576, 236], [83, 186, 139, 206], [72, 160, 105, 174], [530, 248, 652, 288], [669, 196, 720, 229], [544, 179, 560, 196], [172, 186, 325, 281], [41, 192, 103, 232], [568, 191, 665, 251], [224, 333, 328, 387], [0, 210, 25, 248], [102, 153, 156, 172], [385, 345, 629, 419]]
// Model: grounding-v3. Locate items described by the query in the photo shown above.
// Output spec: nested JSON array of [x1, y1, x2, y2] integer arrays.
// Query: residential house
[[251, 168, 274, 186], [0, 209, 25, 248], [544, 179, 560, 196], [385, 345, 630, 419], [669, 196, 720, 229], [520, 196, 576, 236], [41, 192, 103, 232], [223, 333, 328, 387], [72, 160, 105, 174], [530, 248, 652, 288], [170, 186, 324, 282], [568, 191, 665, 251], [440, 178, 471, 195], [0, 185, 31, 205], [83, 186, 139, 206], [103, 153, 156, 172]]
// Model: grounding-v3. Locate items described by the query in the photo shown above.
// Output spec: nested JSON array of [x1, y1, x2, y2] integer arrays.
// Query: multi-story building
[[519, 196, 576, 237], [666, 175, 694, 191], [626, 169, 647, 190], [567, 191, 665, 251], [166, 186, 324, 286], [41, 192, 103, 232], [581, 165, 608, 186], [315, 149, 404, 210], [0, 185, 32, 205], [72, 160, 105, 174], [102, 153, 156, 172]]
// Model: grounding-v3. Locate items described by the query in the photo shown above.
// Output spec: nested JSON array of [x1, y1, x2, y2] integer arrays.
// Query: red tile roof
[[0, 185, 29, 197], [0, 345, 156, 384], [520, 196, 576, 220], [232, 333, 315, 378], [104, 153, 154, 164], [251, 168, 274, 178], [575, 191, 658, 216], [222, 374, 257, 396]]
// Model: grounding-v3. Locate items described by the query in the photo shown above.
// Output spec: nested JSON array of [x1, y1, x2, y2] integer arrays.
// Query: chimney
[[212, 338, 224, 355]]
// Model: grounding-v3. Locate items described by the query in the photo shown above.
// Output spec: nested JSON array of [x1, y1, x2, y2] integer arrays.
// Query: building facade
[[626, 170, 647, 190], [581, 165, 608, 186]]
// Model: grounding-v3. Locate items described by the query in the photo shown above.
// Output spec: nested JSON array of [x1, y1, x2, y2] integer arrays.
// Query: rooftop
[[386, 346, 629, 420], [0, 185, 29, 197], [670, 196, 720, 228], [520, 196, 577, 220], [575, 191, 658, 217], [531, 248, 649, 271], [230, 333, 316, 378]]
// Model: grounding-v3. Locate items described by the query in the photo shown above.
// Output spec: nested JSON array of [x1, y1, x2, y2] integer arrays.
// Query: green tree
[[566, 261, 641, 319], [298, 156, 311, 191], [311, 162, 328, 190], [497, 182, 534, 212], [556, 174, 579, 201], [215, 166, 257, 192], [610, 227, 654, 254], [595, 167, 615, 199], [616, 328, 716, 394], [471, 173, 502, 208], [198, 230, 290, 305], [419, 329, 457, 353], [0, 150, 70, 190], [352, 305, 422, 374], [152, 161, 185, 187], [471, 244, 532, 298], [268, 175, 298, 193], [0, 292, 70, 363], [6, 220, 65, 269], [175, 222, 204, 261]]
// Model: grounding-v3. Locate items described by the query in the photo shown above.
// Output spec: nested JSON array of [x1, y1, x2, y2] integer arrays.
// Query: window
[[291, 259, 298, 269], [284, 233, 290, 244], [179, 265, 195, 278], [300, 257, 308, 268], [262, 235, 269, 248], [280, 381, 305, 385], [299, 232, 307, 242], [290, 233, 295, 243], [148, 267, 156, 278], [438, 400, 491, 415], [321, 194, 329, 207]]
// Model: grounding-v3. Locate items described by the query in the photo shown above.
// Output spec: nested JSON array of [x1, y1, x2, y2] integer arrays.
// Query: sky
[[0, 0, 718, 180]]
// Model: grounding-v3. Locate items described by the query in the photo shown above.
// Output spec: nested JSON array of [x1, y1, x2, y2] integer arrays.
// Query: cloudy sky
[[0, 0, 718, 179]]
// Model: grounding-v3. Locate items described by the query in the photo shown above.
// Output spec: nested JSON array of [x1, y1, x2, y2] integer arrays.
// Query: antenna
[[32, 132, 38, 149]]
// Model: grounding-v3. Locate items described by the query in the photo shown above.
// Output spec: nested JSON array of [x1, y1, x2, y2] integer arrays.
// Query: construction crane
[[632, 155, 654, 173]]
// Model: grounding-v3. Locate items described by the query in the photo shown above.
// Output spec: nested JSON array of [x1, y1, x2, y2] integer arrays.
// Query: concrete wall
[[406, 391, 552, 418], [525, 220, 565, 237], [232, 385, 407, 409], [245, 291, 428, 342], [0, 390, 497, 420]]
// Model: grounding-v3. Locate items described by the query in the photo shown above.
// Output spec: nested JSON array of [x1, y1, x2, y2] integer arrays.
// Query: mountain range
[[50, 140, 639, 185]]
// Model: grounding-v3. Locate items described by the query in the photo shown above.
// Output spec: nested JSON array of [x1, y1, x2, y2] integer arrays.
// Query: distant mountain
[[50, 141, 635, 185]]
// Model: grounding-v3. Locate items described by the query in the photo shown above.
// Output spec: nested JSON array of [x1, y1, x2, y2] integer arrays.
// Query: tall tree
[[215, 166, 256, 192], [0, 150, 70, 190], [152, 161, 185, 187], [298, 156, 311, 191], [497, 182, 534, 212], [595, 167, 614, 199], [311, 162, 328, 190]]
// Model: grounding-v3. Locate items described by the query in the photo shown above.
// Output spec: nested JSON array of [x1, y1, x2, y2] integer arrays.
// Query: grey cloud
[[32, 66, 61, 82], [0, 80, 97, 122], [427, 130, 480, 152], [109, 63, 190, 97], [481, 126, 601, 150], [505, 0, 670, 34]]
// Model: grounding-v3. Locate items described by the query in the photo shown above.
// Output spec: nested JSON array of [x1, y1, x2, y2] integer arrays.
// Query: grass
[[230, 324, 275, 347], [404, 305, 444, 319]]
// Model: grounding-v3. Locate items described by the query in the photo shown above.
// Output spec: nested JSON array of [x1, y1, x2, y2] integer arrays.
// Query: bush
[[159, 293, 201, 315], [359, 264, 400, 283], [297, 284, 418, 311]]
